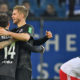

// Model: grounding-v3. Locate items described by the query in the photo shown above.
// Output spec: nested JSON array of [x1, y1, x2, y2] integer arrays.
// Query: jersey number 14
[[4, 42, 16, 59]]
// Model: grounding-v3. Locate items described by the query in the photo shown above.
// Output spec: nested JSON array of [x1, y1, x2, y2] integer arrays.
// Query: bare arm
[[0, 29, 30, 41], [6, 31, 30, 41], [0, 39, 15, 49]]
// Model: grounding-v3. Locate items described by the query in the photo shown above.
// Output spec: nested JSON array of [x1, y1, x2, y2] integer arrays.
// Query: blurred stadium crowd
[[0, 0, 80, 19], [0, 0, 65, 19]]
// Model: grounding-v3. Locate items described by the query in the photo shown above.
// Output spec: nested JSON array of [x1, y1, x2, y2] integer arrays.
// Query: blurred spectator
[[59, 0, 66, 7], [0, 3, 9, 13], [0, 3, 12, 19], [0, 0, 8, 4], [37, 0, 40, 7], [41, 4, 57, 17], [66, 0, 80, 17], [22, 1, 35, 18], [68, 0, 75, 17]]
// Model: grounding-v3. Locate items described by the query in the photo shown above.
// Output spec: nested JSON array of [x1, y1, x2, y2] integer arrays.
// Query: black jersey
[[0, 23, 48, 78], [15, 24, 48, 71], [0, 35, 19, 78], [13, 24, 34, 71]]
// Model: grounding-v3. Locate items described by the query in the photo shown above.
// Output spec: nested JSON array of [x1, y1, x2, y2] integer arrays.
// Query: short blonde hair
[[13, 5, 29, 19]]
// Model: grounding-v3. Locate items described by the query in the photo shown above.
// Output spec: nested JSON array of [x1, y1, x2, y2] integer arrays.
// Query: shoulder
[[25, 24, 34, 32], [26, 24, 34, 29]]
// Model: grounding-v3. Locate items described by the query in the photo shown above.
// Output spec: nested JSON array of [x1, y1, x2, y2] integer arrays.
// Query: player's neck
[[17, 19, 26, 28]]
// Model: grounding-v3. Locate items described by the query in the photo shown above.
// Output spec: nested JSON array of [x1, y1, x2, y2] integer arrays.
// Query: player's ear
[[20, 13, 24, 18], [6, 22, 10, 30]]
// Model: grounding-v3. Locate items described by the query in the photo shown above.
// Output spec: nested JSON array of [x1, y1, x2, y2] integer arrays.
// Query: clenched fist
[[46, 31, 52, 39]]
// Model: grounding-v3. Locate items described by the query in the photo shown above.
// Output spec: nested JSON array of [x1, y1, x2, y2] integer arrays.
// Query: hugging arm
[[23, 42, 44, 53], [33, 36, 49, 46], [0, 39, 44, 53], [0, 39, 15, 49]]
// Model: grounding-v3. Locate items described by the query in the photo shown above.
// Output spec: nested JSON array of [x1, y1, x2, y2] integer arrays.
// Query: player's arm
[[23, 26, 45, 53], [0, 38, 44, 53], [0, 29, 30, 41], [0, 25, 34, 41], [0, 39, 15, 49], [33, 36, 48, 45], [8, 32, 30, 41], [8, 25, 34, 41], [33, 31, 52, 45], [24, 31, 52, 53], [24, 42, 44, 53]]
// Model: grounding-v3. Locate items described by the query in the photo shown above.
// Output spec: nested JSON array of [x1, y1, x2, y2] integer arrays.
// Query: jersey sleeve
[[23, 25, 34, 38], [27, 26, 34, 37], [24, 42, 43, 53], [33, 36, 49, 45]]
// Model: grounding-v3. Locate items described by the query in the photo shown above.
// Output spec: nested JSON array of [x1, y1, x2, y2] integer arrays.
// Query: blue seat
[[8, 0, 16, 9]]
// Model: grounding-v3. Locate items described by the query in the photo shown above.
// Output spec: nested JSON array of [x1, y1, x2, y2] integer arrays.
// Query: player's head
[[12, 5, 29, 24], [0, 13, 9, 29], [0, 3, 9, 13]]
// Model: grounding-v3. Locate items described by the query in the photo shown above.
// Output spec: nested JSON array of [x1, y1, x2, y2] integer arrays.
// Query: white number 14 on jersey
[[4, 42, 16, 59]]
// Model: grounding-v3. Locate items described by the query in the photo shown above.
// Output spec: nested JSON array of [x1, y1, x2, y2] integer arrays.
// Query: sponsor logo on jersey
[[1, 36, 11, 39], [2, 60, 13, 64]]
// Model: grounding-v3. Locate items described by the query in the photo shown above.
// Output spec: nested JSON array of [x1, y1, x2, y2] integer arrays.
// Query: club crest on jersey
[[16, 29, 23, 33], [19, 29, 23, 33]]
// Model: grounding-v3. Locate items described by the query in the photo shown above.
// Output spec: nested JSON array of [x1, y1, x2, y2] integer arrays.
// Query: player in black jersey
[[0, 6, 52, 80], [0, 13, 46, 80], [0, 13, 18, 80]]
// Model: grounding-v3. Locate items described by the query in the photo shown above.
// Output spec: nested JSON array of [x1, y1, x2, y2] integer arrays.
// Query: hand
[[0, 46, 3, 49], [0, 28, 10, 36], [46, 31, 52, 39]]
